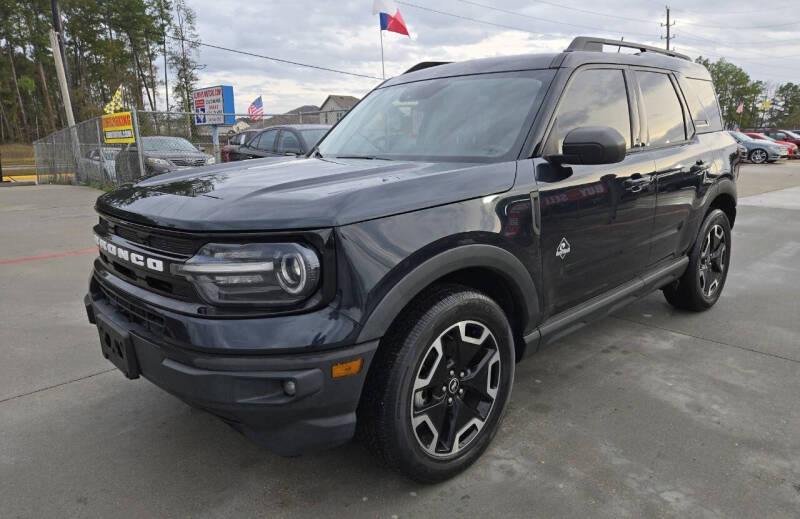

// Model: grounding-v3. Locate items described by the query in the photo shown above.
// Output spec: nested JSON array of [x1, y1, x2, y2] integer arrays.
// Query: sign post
[[191, 85, 235, 164]]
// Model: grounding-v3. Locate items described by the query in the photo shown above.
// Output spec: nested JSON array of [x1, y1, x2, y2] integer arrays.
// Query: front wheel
[[663, 209, 731, 311], [749, 148, 768, 164], [358, 286, 515, 482]]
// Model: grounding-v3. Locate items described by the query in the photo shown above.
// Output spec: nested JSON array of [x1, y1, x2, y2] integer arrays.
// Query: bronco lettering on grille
[[94, 234, 165, 272]]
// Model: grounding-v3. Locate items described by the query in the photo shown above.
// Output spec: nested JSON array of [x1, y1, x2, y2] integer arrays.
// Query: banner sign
[[192, 85, 235, 126], [101, 111, 135, 143]]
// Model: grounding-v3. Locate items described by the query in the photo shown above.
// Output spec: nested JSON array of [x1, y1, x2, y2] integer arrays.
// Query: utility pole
[[49, 30, 74, 127], [50, 0, 75, 125], [661, 6, 676, 51]]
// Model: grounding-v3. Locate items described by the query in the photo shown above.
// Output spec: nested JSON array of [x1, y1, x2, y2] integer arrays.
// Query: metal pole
[[0, 150, 4, 182], [380, 28, 385, 80], [131, 109, 145, 179], [211, 124, 220, 164], [665, 7, 670, 50], [96, 118, 104, 183]]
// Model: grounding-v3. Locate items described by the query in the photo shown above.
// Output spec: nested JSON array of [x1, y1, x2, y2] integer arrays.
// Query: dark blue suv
[[85, 37, 738, 482]]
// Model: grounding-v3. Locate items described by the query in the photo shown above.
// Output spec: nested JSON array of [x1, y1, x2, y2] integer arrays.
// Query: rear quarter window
[[682, 78, 723, 133]]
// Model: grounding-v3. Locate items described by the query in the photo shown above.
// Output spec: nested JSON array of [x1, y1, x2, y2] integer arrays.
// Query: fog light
[[332, 358, 363, 378], [283, 380, 296, 396]]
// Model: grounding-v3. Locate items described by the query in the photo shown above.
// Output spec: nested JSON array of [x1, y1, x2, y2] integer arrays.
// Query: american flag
[[248, 96, 264, 120]]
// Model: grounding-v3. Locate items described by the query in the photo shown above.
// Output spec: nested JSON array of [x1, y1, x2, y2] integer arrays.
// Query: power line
[[396, 0, 658, 39], [452, 0, 653, 26], [169, 36, 384, 81]]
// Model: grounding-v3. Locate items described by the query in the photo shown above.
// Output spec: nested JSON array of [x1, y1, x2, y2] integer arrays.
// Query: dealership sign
[[101, 111, 135, 144], [192, 85, 235, 126]]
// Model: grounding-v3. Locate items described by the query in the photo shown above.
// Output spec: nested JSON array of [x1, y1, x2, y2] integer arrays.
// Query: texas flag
[[373, 0, 409, 36]]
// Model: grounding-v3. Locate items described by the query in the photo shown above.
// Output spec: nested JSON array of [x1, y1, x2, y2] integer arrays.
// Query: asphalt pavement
[[1, 165, 798, 518]]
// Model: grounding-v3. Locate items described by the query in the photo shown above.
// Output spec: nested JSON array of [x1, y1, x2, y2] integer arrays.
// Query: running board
[[523, 257, 688, 354]]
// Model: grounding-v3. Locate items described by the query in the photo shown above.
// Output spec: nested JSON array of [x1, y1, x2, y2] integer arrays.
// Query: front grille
[[170, 158, 206, 167], [97, 282, 166, 337], [101, 219, 198, 258]]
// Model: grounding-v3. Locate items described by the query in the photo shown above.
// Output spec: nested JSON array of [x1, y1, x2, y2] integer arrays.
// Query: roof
[[383, 36, 711, 88], [252, 124, 331, 132], [320, 95, 359, 108]]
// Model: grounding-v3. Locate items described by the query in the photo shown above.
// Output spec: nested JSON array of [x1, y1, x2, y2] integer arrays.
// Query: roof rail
[[403, 61, 451, 74], [566, 36, 691, 61]]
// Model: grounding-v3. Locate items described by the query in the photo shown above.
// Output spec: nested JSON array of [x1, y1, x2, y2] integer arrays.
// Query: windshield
[[731, 131, 751, 141], [300, 129, 328, 147], [782, 130, 800, 139], [142, 137, 198, 152], [317, 70, 554, 162]]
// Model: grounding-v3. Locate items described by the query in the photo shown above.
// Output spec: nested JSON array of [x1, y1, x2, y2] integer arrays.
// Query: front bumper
[[84, 276, 377, 456]]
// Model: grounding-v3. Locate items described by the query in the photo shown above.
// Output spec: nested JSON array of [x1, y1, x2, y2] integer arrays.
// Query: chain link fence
[[33, 108, 346, 188]]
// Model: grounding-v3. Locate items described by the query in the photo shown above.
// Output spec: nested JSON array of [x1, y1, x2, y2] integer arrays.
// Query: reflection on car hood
[[145, 150, 211, 161], [96, 157, 516, 230]]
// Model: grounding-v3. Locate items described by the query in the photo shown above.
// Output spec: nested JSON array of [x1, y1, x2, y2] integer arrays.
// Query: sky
[[173, 0, 800, 115]]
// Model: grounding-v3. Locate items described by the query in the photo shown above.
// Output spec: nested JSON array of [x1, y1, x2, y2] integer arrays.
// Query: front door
[[537, 66, 657, 315]]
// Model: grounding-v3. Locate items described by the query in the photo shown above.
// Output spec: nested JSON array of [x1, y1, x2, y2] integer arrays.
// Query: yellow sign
[[101, 111, 135, 144]]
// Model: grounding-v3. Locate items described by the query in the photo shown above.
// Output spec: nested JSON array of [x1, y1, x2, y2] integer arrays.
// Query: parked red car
[[744, 132, 798, 158], [761, 129, 800, 149]]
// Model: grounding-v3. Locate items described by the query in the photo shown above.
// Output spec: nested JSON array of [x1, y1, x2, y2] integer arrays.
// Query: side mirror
[[197, 146, 206, 153], [547, 126, 626, 166]]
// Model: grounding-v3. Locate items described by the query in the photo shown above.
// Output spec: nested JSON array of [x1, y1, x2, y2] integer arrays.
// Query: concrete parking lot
[[1, 164, 799, 518]]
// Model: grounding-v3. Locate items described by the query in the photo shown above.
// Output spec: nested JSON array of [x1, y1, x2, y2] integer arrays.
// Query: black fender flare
[[355, 244, 541, 343]]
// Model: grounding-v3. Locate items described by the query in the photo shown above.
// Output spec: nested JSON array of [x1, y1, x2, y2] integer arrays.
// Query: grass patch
[[1, 143, 35, 165]]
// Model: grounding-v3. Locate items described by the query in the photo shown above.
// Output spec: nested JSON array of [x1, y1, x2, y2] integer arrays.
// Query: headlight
[[146, 157, 171, 167], [206, 157, 216, 165], [171, 243, 321, 306]]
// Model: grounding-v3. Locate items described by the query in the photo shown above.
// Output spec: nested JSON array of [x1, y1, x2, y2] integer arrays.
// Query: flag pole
[[380, 27, 385, 79]]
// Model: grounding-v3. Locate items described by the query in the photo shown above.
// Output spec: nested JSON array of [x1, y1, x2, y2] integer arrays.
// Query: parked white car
[[80, 148, 119, 183]]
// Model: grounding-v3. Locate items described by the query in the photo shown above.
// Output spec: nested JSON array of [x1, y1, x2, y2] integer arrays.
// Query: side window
[[682, 78, 723, 133], [551, 68, 632, 152], [775, 132, 787, 140], [277, 131, 302, 154], [255, 129, 278, 151], [636, 71, 686, 147]]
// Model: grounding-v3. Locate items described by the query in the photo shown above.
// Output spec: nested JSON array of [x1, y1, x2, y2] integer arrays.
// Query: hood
[[96, 157, 517, 231]]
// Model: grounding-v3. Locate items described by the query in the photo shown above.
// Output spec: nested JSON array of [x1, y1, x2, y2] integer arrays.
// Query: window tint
[[682, 78, 723, 133], [277, 131, 302, 154], [637, 71, 685, 147], [551, 69, 632, 152], [255, 129, 277, 151]]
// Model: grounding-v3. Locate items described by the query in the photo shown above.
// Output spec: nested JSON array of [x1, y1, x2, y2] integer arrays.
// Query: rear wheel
[[749, 148, 768, 164], [663, 209, 731, 311], [359, 285, 515, 482]]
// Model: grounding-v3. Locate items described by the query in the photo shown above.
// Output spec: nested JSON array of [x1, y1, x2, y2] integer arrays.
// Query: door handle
[[624, 173, 653, 193]]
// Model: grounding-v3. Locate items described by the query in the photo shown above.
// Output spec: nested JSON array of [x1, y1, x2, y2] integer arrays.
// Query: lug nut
[[459, 371, 465, 378], [442, 385, 447, 392], [449, 370, 455, 376], [283, 380, 296, 396], [447, 397, 453, 404], [458, 388, 464, 396]]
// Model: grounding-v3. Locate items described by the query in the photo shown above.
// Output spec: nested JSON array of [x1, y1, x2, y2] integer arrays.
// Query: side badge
[[556, 237, 571, 259]]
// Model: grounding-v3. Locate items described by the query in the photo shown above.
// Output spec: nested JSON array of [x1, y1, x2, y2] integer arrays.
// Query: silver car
[[728, 131, 787, 164]]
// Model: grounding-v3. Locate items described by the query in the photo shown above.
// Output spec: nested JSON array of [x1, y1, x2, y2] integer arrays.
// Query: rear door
[[538, 66, 658, 315], [633, 69, 715, 264]]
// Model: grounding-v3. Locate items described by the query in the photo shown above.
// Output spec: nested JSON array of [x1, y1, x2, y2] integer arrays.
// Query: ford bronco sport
[[85, 37, 738, 482]]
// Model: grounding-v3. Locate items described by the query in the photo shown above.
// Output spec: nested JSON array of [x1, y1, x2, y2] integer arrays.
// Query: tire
[[358, 285, 515, 483], [749, 148, 768, 164], [663, 209, 731, 311]]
